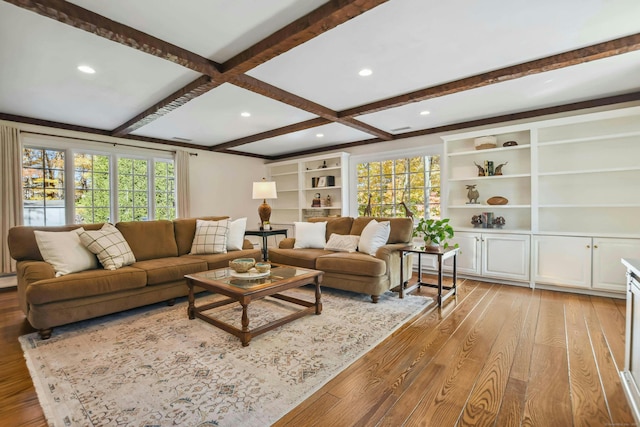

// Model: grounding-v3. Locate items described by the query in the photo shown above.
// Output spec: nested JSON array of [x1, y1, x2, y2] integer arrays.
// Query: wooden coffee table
[[184, 265, 323, 346]]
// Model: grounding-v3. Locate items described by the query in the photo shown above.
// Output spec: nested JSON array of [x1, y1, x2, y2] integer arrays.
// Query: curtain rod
[[21, 131, 198, 156]]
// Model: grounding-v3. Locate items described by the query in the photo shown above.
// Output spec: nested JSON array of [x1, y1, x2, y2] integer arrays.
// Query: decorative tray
[[229, 269, 270, 279]]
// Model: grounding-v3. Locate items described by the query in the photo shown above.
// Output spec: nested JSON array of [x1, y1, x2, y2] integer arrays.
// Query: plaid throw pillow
[[79, 223, 136, 270], [190, 219, 229, 254]]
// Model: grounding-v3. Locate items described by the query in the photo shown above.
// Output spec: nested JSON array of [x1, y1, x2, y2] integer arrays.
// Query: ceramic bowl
[[255, 262, 271, 273], [229, 258, 256, 273]]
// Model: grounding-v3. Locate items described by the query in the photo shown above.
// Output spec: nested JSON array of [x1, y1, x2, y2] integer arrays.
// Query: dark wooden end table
[[185, 265, 322, 346], [399, 246, 459, 306], [244, 228, 289, 261]]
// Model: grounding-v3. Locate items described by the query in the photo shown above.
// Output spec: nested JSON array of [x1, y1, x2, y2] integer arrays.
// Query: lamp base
[[258, 200, 271, 226]]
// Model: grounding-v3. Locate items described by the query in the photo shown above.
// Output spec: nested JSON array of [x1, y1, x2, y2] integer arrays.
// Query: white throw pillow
[[190, 219, 229, 254], [358, 220, 391, 256], [293, 221, 327, 249], [324, 233, 360, 253], [78, 223, 136, 270], [227, 217, 247, 251], [34, 228, 98, 277]]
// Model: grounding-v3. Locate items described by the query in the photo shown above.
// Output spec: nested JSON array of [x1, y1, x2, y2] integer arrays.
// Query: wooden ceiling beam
[[112, 76, 220, 137], [222, 0, 389, 76], [211, 117, 331, 151], [4, 0, 223, 78], [340, 33, 640, 117]]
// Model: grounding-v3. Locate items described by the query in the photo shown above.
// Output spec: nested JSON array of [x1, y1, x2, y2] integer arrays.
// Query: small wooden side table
[[244, 228, 288, 261], [399, 246, 459, 306]]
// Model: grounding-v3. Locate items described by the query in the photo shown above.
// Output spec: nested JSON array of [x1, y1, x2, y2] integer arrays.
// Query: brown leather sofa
[[268, 216, 413, 303], [8, 217, 261, 339]]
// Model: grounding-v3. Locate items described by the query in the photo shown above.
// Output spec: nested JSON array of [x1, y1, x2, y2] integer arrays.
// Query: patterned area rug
[[20, 287, 431, 426]]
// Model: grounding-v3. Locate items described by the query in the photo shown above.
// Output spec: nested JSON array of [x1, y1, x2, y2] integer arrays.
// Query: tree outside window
[[74, 153, 110, 224], [22, 148, 65, 226], [118, 158, 149, 222], [357, 155, 440, 219], [154, 161, 176, 220]]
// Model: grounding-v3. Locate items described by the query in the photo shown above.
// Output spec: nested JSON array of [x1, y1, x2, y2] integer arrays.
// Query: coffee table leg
[[241, 303, 250, 346], [187, 280, 195, 320], [315, 278, 323, 315]]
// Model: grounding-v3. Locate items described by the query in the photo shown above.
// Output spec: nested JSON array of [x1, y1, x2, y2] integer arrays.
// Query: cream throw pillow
[[190, 219, 229, 254], [358, 220, 391, 256], [34, 228, 98, 277], [79, 223, 136, 270], [227, 217, 247, 251], [293, 221, 327, 249], [324, 233, 360, 253]]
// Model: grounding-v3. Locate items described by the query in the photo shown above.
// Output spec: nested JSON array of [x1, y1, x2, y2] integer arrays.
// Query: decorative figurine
[[466, 184, 479, 204], [473, 161, 486, 177], [363, 193, 373, 216], [494, 162, 508, 175], [492, 216, 506, 228], [399, 201, 414, 219], [471, 215, 483, 227], [312, 193, 322, 207], [325, 195, 332, 207]]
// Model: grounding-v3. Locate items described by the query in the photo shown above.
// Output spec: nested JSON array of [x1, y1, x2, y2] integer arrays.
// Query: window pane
[[23, 147, 65, 225], [74, 153, 110, 224]]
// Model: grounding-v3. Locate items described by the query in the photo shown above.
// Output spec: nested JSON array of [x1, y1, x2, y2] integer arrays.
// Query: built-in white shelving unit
[[266, 152, 350, 224], [442, 105, 640, 295]]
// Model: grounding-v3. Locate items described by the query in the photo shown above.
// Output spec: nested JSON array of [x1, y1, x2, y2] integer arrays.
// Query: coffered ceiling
[[1, 0, 640, 159]]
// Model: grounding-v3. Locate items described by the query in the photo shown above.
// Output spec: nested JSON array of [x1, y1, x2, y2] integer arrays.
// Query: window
[[154, 161, 176, 220], [74, 153, 110, 224], [22, 148, 66, 226], [22, 142, 175, 225], [356, 155, 441, 219]]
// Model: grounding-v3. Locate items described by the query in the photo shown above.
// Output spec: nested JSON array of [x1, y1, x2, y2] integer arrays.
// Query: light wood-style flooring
[[1, 278, 636, 426]]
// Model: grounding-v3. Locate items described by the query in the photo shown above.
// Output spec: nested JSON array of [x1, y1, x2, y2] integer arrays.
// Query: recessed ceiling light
[[77, 65, 95, 74], [358, 68, 373, 77], [241, 112, 251, 117], [316, 133, 324, 138], [419, 110, 431, 116]]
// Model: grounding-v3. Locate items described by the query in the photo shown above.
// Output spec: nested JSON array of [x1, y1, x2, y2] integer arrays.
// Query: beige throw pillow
[[79, 223, 136, 270], [226, 217, 247, 251], [34, 228, 98, 277], [190, 219, 229, 254], [324, 233, 360, 253], [293, 221, 327, 249]]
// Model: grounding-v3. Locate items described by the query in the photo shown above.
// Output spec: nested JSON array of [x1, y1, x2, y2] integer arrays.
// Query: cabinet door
[[593, 238, 640, 292], [444, 232, 480, 275], [533, 235, 592, 288], [482, 234, 530, 281]]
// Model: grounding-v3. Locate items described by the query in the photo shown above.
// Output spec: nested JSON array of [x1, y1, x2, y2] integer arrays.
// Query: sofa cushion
[[173, 216, 230, 255], [26, 266, 147, 304], [267, 248, 333, 269], [131, 257, 208, 285], [316, 252, 386, 277], [116, 220, 178, 261], [79, 223, 136, 270], [309, 217, 354, 240], [34, 228, 98, 276]]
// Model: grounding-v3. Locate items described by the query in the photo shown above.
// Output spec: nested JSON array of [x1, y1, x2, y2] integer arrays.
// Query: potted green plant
[[412, 217, 458, 251]]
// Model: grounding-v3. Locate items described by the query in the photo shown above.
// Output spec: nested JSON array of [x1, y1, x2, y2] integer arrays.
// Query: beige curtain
[[176, 150, 190, 218], [1, 126, 23, 273]]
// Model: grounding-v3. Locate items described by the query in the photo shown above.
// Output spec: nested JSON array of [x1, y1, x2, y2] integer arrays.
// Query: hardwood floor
[[1, 279, 636, 426]]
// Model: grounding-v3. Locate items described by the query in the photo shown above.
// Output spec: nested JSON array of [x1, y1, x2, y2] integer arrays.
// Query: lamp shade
[[252, 180, 277, 200]]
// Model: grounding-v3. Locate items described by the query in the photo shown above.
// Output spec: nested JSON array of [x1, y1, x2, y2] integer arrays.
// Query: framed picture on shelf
[[317, 177, 327, 187]]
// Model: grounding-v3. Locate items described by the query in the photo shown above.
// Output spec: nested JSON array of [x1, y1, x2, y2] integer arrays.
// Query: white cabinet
[[266, 152, 349, 224], [534, 235, 640, 292], [444, 231, 530, 282]]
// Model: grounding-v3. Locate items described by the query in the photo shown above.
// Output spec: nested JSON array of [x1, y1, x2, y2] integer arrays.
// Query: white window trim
[[348, 145, 443, 216]]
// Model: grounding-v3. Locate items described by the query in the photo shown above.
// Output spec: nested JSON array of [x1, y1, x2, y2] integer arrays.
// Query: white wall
[[188, 150, 266, 224]]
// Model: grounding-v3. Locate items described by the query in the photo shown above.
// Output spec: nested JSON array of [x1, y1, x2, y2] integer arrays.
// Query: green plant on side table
[[412, 217, 459, 251]]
